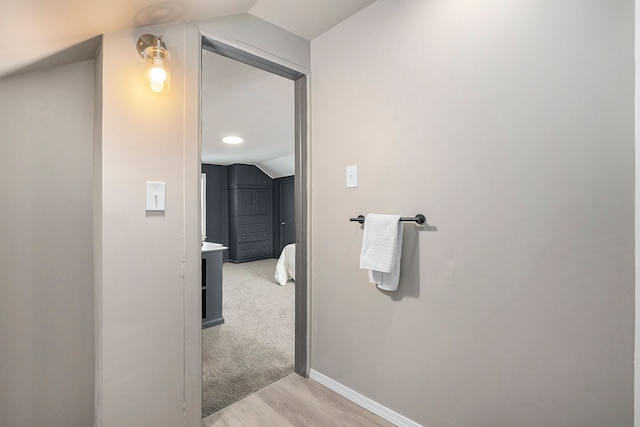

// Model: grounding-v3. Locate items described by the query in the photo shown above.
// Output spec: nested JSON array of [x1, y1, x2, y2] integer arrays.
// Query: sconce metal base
[[137, 34, 164, 59]]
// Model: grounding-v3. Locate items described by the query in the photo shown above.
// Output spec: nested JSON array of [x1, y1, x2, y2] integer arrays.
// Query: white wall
[[311, 1, 634, 426], [0, 61, 95, 426], [96, 23, 200, 426]]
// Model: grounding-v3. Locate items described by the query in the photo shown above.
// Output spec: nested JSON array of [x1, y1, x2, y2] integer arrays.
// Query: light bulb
[[149, 58, 167, 93]]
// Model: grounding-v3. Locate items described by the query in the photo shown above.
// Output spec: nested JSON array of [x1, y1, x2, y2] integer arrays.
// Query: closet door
[[279, 177, 295, 252]]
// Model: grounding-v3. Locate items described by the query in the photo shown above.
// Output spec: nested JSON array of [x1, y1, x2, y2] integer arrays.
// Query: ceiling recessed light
[[222, 136, 243, 144]]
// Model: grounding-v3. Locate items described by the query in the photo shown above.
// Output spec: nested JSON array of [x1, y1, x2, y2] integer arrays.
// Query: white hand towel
[[359, 214, 403, 291]]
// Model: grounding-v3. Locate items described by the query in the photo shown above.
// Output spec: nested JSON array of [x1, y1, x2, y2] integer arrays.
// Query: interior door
[[279, 177, 295, 252]]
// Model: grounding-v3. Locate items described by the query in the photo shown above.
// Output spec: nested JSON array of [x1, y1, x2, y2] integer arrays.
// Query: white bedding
[[275, 244, 295, 286]]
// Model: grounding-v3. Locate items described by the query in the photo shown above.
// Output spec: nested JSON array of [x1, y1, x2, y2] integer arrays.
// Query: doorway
[[199, 37, 308, 419]]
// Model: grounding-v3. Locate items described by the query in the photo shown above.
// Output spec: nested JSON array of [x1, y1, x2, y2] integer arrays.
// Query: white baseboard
[[308, 369, 422, 427]]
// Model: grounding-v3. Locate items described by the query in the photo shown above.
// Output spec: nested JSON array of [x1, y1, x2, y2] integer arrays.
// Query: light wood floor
[[202, 373, 395, 427]]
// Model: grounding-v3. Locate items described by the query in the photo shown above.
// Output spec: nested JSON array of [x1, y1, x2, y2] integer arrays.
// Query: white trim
[[309, 369, 423, 427]]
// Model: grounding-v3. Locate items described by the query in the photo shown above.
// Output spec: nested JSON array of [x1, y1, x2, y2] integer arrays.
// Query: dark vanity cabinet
[[227, 164, 273, 262], [202, 249, 224, 328]]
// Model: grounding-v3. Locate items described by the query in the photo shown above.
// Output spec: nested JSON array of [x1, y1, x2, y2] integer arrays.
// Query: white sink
[[201, 242, 228, 253]]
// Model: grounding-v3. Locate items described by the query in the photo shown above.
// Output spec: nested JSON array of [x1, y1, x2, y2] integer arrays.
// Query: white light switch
[[146, 181, 166, 211], [346, 165, 358, 188]]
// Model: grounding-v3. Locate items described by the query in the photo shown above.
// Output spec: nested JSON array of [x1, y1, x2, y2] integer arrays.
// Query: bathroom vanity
[[201, 242, 227, 328]]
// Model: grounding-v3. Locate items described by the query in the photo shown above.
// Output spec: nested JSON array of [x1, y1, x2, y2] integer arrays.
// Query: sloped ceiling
[[0, 0, 376, 177], [0, 0, 375, 77], [250, 0, 375, 40], [201, 49, 295, 178], [0, 0, 256, 77]]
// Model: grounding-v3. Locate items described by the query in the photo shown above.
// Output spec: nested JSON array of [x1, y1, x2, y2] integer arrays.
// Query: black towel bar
[[350, 214, 426, 225]]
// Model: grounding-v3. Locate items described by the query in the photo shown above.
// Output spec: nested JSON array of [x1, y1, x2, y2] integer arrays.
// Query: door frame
[[200, 37, 309, 377]]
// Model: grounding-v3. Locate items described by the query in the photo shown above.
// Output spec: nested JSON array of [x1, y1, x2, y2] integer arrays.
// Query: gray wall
[[93, 41, 104, 425], [310, 1, 634, 426], [0, 61, 95, 426], [636, 1, 640, 423], [96, 25, 200, 427]]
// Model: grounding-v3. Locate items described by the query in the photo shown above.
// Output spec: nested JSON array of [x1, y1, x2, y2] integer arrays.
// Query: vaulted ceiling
[[0, 0, 375, 77], [0, 0, 376, 178]]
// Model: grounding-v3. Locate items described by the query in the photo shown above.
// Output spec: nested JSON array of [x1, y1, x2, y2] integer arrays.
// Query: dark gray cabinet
[[228, 163, 272, 187], [236, 189, 272, 214], [204, 163, 294, 262], [202, 164, 229, 261], [228, 165, 273, 262], [202, 249, 224, 328]]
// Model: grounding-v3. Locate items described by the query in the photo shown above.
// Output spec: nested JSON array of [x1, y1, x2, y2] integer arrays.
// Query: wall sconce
[[136, 34, 171, 93]]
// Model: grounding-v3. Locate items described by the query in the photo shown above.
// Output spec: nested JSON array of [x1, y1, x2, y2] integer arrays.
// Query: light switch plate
[[146, 181, 166, 211], [346, 165, 358, 188]]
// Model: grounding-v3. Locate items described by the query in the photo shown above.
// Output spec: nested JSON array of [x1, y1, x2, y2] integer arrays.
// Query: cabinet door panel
[[237, 189, 255, 214], [254, 189, 271, 213]]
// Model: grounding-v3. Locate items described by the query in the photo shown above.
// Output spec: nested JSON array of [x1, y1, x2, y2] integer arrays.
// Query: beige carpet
[[202, 258, 295, 418]]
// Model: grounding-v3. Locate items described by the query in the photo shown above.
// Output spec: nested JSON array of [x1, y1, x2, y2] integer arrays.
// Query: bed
[[275, 243, 295, 286]]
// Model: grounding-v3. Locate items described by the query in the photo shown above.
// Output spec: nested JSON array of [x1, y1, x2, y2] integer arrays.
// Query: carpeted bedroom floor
[[202, 258, 295, 419]]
